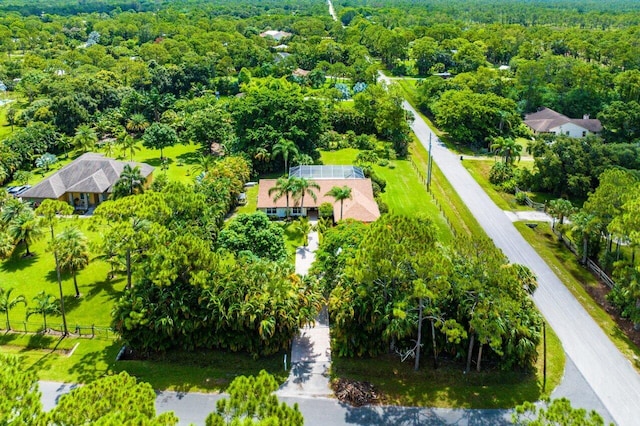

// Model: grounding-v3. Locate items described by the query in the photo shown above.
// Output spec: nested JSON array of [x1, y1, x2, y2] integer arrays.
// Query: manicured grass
[[320, 148, 452, 242], [331, 325, 564, 408], [129, 142, 201, 184], [515, 221, 640, 371], [234, 184, 259, 215], [281, 221, 304, 258], [410, 135, 485, 238], [4, 336, 288, 391], [1, 218, 123, 332]]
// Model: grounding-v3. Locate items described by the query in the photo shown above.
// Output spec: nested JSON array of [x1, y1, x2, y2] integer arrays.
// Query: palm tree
[[0, 287, 26, 330], [268, 176, 296, 219], [73, 124, 98, 153], [101, 139, 116, 158], [27, 291, 59, 332], [571, 212, 602, 264], [271, 138, 299, 175], [490, 137, 522, 165], [126, 113, 149, 136], [291, 177, 320, 215], [293, 217, 312, 246], [325, 185, 353, 221], [254, 147, 270, 163], [0, 232, 14, 259], [112, 165, 145, 199], [7, 208, 42, 257], [35, 199, 73, 336], [0, 197, 29, 226], [190, 153, 216, 176], [54, 226, 90, 298], [116, 130, 140, 162]]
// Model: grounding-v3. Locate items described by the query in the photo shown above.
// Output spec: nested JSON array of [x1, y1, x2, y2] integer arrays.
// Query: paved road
[[400, 97, 640, 425], [40, 380, 512, 426]]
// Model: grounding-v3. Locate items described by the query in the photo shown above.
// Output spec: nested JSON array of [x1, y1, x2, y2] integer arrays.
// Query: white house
[[524, 107, 602, 138]]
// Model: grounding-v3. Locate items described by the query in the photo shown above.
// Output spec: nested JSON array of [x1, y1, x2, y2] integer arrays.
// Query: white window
[[266, 208, 277, 215], [291, 207, 302, 215], [582, 131, 587, 137], [565, 131, 570, 136]]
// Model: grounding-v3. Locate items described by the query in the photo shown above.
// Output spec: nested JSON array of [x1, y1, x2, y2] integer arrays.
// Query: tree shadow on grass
[[144, 156, 174, 168], [67, 340, 121, 384], [1, 249, 38, 272], [176, 151, 202, 165], [84, 277, 125, 302]]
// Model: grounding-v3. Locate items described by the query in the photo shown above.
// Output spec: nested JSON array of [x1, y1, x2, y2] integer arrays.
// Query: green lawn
[[1, 217, 122, 332], [515, 221, 640, 371], [129, 142, 201, 184], [320, 148, 452, 242], [331, 324, 564, 408]]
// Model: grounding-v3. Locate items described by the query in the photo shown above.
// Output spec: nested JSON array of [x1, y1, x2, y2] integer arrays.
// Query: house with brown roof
[[257, 165, 380, 222], [20, 152, 154, 211], [524, 107, 602, 138]]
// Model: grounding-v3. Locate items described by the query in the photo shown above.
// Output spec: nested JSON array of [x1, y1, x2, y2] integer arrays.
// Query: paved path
[[400, 97, 636, 425], [278, 229, 333, 398], [504, 210, 553, 223]]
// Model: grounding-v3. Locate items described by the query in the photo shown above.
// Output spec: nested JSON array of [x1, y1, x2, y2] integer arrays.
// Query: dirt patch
[[585, 278, 640, 349]]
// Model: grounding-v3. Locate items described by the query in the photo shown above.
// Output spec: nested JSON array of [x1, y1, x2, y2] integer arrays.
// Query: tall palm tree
[[73, 124, 98, 153], [54, 226, 90, 298], [254, 147, 270, 163], [571, 212, 602, 264], [271, 138, 299, 175], [293, 217, 312, 246], [7, 208, 42, 257], [490, 137, 522, 165], [117, 133, 140, 162], [268, 176, 296, 219], [27, 291, 58, 332], [112, 165, 145, 199], [35, 199, 73, 336], [326, 185, 353, 221], [291, 177, 320, 214], [126, 113, 149, 137], [0, 287, 26, 330]]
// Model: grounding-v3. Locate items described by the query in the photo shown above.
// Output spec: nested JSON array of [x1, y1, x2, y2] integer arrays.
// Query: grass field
[[1, 217, 122, 332], [331, 324, 564, 408]]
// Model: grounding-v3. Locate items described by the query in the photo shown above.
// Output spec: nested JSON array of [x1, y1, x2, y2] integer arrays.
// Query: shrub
[[375, 196, 389, 214], [500, 178, 518, 194], [319, 202, 334, 218], [489, 161, 514, 185], [515, 191, 528, 205], [377, 159, 389, 167]]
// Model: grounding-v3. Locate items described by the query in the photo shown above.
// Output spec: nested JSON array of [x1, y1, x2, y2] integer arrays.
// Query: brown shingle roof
[[524, 107, 602, 133], [21, 152, 153, 199], [257, 178, 380, 222]]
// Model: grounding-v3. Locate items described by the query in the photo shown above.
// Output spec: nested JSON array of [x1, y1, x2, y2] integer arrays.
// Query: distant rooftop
[[289, 165, 365, 180]]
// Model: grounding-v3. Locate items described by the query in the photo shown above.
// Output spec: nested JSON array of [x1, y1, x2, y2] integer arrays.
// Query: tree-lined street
[[401, 97, 638, 425]]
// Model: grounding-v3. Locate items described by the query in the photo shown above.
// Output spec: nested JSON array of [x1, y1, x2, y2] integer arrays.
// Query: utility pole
[[427, 133, 433, 192]]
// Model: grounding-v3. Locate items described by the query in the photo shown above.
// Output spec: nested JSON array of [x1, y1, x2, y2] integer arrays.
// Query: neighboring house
[[524, 107, 602, 138], [259, 30, 292, 41], [257, 165, 381, 222], [274, 52, 291, 63], [292, 68, 310, 78], [20, 152, 154, 210]]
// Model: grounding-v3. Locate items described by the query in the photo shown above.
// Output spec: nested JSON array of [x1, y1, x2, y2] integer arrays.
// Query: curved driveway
[[402, 98, 640, 425]]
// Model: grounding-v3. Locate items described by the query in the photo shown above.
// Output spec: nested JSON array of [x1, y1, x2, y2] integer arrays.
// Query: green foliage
[[318, 202, 334, 219], [513, 397, 609, 425], [489, 161, 515, 185], [50, 371, 178, 426], [206, 370, 303, 426], [515, 191, 528, 206], [113, 251, 321, 356], [0, 353, 43, 426], [218, 212, 286, 261], [111, 164, 146, 200], [142, 122, 179, 159], [326, 215, 541, 371]]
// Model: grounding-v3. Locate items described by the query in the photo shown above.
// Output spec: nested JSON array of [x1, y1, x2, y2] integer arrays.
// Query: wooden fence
[[1, 321, 115, 339], [555, 230, 616, 289], [515, 186, 546, 211]]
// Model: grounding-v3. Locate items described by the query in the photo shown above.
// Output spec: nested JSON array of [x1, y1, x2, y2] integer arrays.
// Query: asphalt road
[[401, 98, 640, 425]]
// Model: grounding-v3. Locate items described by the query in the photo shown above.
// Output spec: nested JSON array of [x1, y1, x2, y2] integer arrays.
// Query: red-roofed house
[[257, 166, 380, 222]]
